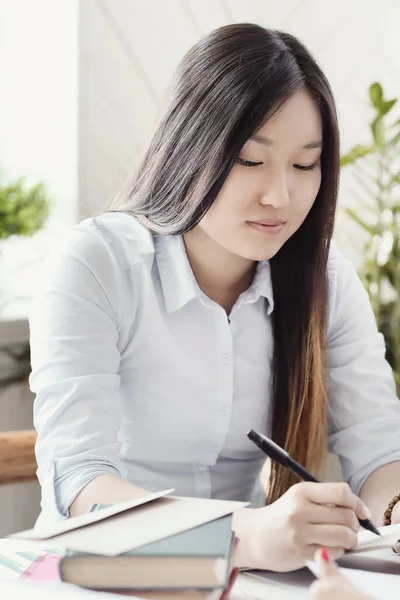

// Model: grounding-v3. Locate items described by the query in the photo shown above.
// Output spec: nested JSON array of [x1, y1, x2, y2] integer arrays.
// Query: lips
[[247, 219, 286, 235], [249, 219, 286, 226]]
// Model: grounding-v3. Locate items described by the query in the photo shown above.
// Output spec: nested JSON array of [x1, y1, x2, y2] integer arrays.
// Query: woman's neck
[[183, 228, 256, 314]]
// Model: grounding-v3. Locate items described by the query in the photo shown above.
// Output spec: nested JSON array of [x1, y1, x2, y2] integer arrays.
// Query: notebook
[[0, 544, 61, 581], [10, 489, 174, 542], [10, 493, 247, 557], [59, 515, 235, 591], [350, 522, 400, 554], [20, 553, 61, 581]]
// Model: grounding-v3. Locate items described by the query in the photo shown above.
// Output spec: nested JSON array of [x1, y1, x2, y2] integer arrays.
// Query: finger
[[308, 524, 358, 550], [309, 577, 350, 600], [324, 546, 346, 561], [300, 482, 371, 520], [314, 547, 338, 578], [305, 504, 359, 532], [309, 580, 333, 600], [304, 544, 345, 562], [309, 580, 330, 600]]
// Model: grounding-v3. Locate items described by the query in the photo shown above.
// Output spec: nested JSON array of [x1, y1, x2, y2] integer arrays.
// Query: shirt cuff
[[39, 457, 124, 521], [347, 452, 400, 496]]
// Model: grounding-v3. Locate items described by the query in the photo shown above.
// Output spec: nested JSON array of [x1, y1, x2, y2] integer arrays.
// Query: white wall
[[2, 0, 399, 252], [3, 0, 398, 256], [0, 0, 79, 229]]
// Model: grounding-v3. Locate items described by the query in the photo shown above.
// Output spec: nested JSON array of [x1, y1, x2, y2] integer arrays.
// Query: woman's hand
[[232, 481, 371, 571], [309, 548, 374, 600]]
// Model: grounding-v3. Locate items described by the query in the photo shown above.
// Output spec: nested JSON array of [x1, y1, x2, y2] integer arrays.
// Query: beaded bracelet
[[383, 494, 400, 526]]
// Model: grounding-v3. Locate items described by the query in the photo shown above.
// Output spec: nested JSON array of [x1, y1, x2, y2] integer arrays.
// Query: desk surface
[[0, 574, 307, 600], [3, 539, 399, 600]]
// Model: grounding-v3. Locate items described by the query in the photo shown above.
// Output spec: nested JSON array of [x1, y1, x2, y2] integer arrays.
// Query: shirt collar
[[154, 234, 198, 314], [154, 233, 274, 315], [240, 260, 274, 315]]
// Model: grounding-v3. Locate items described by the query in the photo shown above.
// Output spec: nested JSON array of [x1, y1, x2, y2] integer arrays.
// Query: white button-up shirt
[[30, 212, 400, 521]]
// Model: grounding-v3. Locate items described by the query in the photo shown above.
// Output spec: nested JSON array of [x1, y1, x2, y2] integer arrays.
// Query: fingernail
[[320, 547, 332, 563], [361, 505, 372, 519]]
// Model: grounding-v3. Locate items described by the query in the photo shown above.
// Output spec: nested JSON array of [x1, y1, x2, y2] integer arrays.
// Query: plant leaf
[[341, 145, 374, 166], [343, 207, 376, 235], [371, 118, 385, 147], [379, 99, 397, 116], [0, 177, 50, 238], [370, 82, 383, 108]]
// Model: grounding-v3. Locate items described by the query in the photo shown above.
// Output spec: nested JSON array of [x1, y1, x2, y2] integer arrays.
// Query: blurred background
[[0, 0, 399, 536]]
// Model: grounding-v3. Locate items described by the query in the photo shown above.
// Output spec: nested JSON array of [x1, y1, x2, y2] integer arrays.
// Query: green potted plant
[[0, 176, 50, 240], [341, 82, 400, 393], [0, 175, 51, 388]]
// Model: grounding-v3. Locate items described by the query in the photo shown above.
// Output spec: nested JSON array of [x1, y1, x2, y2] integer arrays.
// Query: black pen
[[247, 429, 382, 537]]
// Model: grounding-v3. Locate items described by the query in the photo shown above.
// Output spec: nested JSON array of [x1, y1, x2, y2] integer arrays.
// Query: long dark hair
[[111, 23, 340, 503]]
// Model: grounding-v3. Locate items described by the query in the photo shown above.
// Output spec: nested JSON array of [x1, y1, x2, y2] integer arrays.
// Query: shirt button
[[221, 353, 230, 365], [219, 405, 228, 416]]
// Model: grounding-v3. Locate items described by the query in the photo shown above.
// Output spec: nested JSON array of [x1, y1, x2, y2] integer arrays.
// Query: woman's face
[[198, 90, 323, 262]]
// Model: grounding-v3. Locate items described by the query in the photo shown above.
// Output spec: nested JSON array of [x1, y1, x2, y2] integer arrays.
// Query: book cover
[[66, 514, 233, 559], [59, 515, 235, 591]]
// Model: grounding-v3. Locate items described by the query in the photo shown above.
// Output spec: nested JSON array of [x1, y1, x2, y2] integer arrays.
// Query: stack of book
[[10, 489, 246, 599]]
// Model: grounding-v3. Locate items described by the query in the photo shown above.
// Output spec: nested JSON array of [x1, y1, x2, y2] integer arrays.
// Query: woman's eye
[[236, 157, 263, 167], [294, 163, 316, 171]]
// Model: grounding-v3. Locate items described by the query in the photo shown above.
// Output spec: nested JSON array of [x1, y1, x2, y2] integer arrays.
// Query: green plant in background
[[0, 175, 50, 390], [341, 82, 400, 392], [0, 176, 50, 239]]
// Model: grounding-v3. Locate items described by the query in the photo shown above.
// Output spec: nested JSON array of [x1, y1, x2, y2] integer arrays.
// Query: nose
[[259, 171, 290, 208]]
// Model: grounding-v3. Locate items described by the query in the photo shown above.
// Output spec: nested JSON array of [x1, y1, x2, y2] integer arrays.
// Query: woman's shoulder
[[73, 211, 155, 270], [59, 212, 154, 270], [35, 212, 156, 321], [42, 212, 156, 294]]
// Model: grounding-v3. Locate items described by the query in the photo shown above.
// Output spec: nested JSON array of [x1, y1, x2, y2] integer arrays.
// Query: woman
[[31, 23, 400, 572]]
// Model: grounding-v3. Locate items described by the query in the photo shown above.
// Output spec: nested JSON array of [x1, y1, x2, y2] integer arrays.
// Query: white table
[[0, 575, 305, 600]]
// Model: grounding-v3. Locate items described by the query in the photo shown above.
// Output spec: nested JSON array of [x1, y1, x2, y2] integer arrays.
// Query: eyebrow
[[250, 133, 323, 149]]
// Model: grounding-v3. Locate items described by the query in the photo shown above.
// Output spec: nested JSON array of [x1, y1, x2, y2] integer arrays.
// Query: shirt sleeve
[[30, 222, 127, 520], [326, 243, 400, 495]]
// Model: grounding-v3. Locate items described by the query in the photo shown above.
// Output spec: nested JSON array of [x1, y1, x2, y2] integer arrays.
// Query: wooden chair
[[0, 430, 38, 485]]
